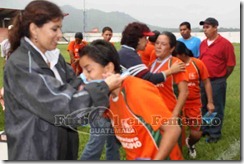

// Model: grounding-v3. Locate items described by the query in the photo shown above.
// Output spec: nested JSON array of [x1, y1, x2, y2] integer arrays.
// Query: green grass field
[[0, 43, 240, 160]]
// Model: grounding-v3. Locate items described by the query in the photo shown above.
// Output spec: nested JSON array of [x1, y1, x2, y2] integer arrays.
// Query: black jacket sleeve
[[4, 56, 110, 126]]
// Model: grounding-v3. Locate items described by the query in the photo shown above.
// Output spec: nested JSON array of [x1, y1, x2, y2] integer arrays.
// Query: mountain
[[61, 5, 166, 33], [61, 5, 240, 33]]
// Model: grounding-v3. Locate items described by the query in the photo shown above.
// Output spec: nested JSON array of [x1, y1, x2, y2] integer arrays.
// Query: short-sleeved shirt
[[149, 56, 188, 112], [108, 76, 183, 160], [67, 40, 88, 59], [178, 36, 201, 58], [199, 34, 236, 78], [137, 42, 155, 66], [185, 58, 209, 107]]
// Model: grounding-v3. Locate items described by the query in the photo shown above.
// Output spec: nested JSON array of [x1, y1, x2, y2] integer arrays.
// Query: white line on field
[[216, 139, 240, 160]]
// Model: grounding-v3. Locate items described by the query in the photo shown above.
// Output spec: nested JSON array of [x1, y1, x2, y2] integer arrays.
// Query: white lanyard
[[150, 55, 172, 73]]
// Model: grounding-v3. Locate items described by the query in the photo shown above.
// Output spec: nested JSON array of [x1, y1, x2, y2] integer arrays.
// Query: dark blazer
[[4, 38, 110, 160]]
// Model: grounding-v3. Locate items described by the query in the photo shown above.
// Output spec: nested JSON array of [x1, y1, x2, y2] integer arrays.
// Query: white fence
[[61, 31, 240, 44]]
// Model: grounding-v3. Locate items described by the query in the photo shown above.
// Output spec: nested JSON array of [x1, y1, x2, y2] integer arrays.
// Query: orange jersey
[[108, 76, 183, 160], [137, 42, 155, 66], [149, 49, 157, 66], [67, 40, 88, 59], [149, 56, 188, 112], [185, 58, 209, 107]]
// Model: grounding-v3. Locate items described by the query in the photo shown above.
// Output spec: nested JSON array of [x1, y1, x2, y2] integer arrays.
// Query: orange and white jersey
[[149, 56, 188, 112], [108, 76, 183, 160], [184, 57, 209, 107]]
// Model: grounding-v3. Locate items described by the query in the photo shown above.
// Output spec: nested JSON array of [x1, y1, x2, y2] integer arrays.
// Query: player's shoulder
[[191, 57, 204, 66]]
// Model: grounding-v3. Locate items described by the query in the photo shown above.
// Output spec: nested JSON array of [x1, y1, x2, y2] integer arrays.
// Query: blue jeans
[[201, 77, 227, 139], [80, 115, 120, 160]]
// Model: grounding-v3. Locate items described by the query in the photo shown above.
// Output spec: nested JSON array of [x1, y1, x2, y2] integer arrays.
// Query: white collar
[[24, 37, 60, 69], [122, 45, 135, 51]]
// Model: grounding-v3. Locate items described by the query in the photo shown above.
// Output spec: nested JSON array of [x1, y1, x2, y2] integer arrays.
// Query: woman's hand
[[170, 61, 185, 74], [104, 73, 126, 91]]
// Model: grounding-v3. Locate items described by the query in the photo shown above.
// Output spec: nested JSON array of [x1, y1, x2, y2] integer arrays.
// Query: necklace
[[150, 55, 172, 73]]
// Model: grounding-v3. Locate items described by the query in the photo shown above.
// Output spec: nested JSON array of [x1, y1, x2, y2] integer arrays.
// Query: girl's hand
[[170, 61, 185, 74], [104, 73, 126, 91]]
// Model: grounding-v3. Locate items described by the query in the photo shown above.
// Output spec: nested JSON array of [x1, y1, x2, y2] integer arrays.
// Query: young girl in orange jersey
[[173, 41, 215, 159], [79, 39, 183, 160]]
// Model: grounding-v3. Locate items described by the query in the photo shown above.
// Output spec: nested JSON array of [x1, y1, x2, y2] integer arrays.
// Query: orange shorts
[[182, 106, 202, 131]]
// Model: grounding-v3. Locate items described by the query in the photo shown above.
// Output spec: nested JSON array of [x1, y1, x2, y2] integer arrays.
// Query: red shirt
[[199, 34, 236, 78]]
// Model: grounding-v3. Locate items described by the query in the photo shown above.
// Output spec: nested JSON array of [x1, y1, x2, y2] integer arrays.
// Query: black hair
[[179, 22, 191, 30], [160, 31, 177, 48], [79, 39, 121, 73], [172, 41, 194, 57], [75, 32, 83, 40], [148, 30, 160, 43], [102, 26, 113, 33]]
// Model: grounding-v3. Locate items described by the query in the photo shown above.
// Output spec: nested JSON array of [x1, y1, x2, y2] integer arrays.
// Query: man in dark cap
[[67, 32, 88, 75], [199, 17, 236, 143]]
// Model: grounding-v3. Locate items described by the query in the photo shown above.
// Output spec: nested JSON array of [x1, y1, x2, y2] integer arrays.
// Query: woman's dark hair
[[172, 41, 194, 57], [160, 31, 177, 49], [79, 39, 121, 74], [120, 22, 151, 49], [8, 0, 64, 55], [148, 30, 160, 43]]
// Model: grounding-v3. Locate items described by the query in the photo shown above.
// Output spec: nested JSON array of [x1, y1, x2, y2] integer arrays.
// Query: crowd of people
[[0, 0, 236, 161]]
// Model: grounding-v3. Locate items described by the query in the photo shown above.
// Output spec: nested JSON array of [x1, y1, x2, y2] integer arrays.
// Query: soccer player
[[67, 32, 88, 75], [173, 41, 215, 158], [79, 39, 183, 160]]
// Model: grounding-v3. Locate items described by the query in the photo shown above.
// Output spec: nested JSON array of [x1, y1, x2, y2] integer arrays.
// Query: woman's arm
[[172, 81, 188, 117], [139, 62, 185, 84], [153, 120, 181, 160]]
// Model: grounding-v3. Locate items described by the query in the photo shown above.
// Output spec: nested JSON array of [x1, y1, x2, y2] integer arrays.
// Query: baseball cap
[[143, 31, 155, 36], [199, 17, 219, 26], [75, 32, 83, 39]]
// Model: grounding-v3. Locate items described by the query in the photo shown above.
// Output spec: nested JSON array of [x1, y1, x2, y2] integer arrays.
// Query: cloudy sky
[[0, 0, 241, 28]]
